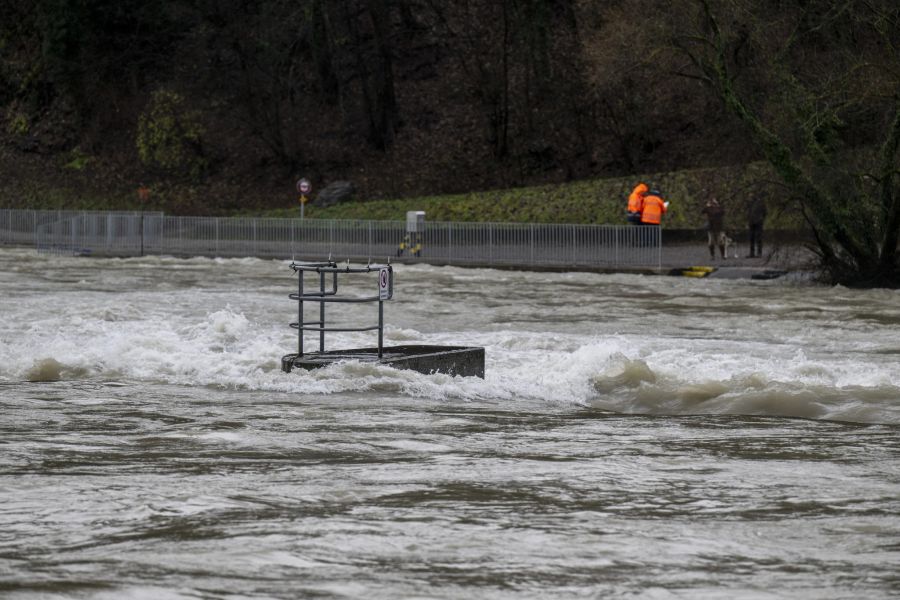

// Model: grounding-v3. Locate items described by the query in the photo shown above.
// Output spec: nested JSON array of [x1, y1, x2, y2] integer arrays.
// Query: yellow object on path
[[680, 266, 716, 278]]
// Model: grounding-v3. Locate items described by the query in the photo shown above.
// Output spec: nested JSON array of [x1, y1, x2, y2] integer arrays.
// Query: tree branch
[[692, 0, 866, 262], [877, 95, 900, 269]]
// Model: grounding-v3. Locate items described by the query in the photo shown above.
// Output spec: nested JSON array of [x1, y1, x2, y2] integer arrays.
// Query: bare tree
[[357, 0, 400, 149], [669, 0, 900, 287]]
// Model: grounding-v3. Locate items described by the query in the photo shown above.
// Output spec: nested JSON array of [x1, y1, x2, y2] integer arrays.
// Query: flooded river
[[1, 247, 898, 599]]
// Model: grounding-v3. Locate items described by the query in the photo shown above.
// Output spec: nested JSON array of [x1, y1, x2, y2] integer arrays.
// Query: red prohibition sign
[[380, 270, 388, 288]]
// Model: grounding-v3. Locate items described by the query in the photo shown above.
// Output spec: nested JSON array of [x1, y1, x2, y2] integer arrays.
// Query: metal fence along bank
[[0, 209, 663, 270]]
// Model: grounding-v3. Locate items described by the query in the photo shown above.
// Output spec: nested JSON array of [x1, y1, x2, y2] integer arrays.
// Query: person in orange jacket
[[626, 182, 647, 225], [640, 187, 668, 226], [639, 186, 668, 246]]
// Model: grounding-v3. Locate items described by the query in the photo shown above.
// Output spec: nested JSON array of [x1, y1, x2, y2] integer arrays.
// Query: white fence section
[[1, 209, 662, 269]]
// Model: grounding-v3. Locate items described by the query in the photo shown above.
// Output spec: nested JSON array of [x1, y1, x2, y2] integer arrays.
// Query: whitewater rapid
[[1, 248, 898, 424]]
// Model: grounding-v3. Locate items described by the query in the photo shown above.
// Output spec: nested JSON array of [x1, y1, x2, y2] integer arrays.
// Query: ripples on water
[[0, 248, 898, 599]]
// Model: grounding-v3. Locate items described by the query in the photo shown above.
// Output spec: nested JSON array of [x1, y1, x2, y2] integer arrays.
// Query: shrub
[[64, 147, 92, 170], [136, 89, 206, 179]]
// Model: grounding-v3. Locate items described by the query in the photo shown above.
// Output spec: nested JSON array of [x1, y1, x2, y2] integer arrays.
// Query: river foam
[[3, 308, 898, 425], [2, 250, 898, 425]]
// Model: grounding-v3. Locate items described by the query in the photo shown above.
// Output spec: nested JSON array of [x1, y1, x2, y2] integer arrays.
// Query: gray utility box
[[406, 211, 425, 233]]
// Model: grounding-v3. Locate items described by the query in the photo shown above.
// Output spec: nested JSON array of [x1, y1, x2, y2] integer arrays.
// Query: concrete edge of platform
[[282, 345, 486, 378]]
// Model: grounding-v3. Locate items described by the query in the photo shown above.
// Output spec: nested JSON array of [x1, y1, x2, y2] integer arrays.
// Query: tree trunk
[[311, 0, 340, 105], [877, 100, 900, 276], [366, 0, 398, 150]]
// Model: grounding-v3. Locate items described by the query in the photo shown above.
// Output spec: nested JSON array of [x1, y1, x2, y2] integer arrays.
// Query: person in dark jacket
[[701, 197, 726, 259], [747, 197, 767, 258]]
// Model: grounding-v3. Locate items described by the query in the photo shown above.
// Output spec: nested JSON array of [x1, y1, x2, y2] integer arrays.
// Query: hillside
[[1, 1, 895, 243], [1, 1, 775, 216]]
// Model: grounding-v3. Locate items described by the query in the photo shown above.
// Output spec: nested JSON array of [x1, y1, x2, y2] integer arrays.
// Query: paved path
[[660, 242, 817, 280]]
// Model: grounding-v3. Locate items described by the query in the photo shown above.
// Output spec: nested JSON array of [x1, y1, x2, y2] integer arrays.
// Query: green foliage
[[63, 146, 91, 170], [136, 89, 206, 179], [5, 182, 135, 211], [6, 111, 28, 135]]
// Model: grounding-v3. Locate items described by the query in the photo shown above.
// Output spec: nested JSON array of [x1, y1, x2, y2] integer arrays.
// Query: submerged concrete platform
[[282, 345, 485, 378]]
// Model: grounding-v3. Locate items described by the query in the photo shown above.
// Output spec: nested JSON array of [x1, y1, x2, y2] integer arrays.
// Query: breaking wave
[[2, 251, 898, 426], [588, 354, 900, 424], [2, 308, 898, 425]]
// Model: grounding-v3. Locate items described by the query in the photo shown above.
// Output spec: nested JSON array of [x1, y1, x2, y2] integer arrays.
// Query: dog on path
[[723, 233, 738, 259]]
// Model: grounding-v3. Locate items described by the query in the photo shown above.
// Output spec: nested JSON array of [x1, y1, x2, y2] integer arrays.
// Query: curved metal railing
[[288, 260, 393, 358]]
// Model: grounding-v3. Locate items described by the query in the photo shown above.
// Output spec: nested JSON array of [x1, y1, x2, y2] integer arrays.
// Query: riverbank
[[658, 241, 818, 280], [404, 241, 820, 281]]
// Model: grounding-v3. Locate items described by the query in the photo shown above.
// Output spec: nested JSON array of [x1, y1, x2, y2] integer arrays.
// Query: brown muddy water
[[0, 248, 898, 599]]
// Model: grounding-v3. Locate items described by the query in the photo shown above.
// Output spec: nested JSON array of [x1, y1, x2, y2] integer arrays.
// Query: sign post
[[296, 178, 312, 219], [377, 266, 392, 356]]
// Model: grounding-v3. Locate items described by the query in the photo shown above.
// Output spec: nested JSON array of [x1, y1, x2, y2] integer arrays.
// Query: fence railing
[[1, 209, 662, 269]]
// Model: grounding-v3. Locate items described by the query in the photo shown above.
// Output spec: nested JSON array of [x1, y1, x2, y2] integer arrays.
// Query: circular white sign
[[296, 178, 311, 194], [378, 268, 391, 300]]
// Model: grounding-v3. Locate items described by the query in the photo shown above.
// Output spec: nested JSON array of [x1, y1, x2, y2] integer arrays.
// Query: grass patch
[[261, 163, 803, 230], [5, 160, 804, 230]]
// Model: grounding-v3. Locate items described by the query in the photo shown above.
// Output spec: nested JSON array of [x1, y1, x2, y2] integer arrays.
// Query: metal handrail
[[4, 209, 668, 270], [288, 260, 393, 358]]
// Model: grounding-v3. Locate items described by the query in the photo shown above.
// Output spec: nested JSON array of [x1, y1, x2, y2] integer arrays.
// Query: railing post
[[378, 300, 384, 358], [489, 223, 493, 265], [530, 224, 535, 266], [319, 270, 326, 352], [571, 224, 576, 266], [298, 270, 304, 356], [658, 227, 662, 270], [614, 225, 625, 267]]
